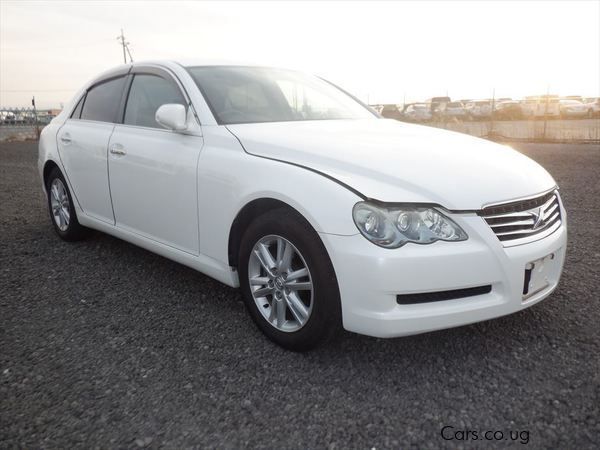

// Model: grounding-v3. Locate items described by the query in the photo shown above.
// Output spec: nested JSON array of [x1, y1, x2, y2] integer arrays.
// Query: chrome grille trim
[[479, 190, 562, 246]]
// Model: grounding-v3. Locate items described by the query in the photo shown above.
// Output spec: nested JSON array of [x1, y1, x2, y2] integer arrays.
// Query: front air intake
[[396, 285, 492, 305]]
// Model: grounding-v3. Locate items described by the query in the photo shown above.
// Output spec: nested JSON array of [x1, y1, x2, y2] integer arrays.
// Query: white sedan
[[559, 99, 588, 119], [403, 103, 432, 122], [39, 60, 567, 350]]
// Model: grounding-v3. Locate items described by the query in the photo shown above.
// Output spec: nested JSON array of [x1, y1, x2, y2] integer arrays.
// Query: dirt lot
[[1, 141, 599, 448]]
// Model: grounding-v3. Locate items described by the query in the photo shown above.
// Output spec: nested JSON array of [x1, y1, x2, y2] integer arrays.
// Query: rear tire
[[46, 167, 90, 241], [238, 208, 342, 351]]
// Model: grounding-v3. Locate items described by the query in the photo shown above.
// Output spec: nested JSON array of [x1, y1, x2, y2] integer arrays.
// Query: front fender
[[197, 126, 361, 266]]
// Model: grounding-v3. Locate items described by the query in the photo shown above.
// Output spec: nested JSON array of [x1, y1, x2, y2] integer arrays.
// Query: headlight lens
[[352, 202, 468, 248]]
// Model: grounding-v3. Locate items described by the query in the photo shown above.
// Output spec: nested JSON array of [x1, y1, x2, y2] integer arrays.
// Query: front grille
[[479, 190, 562, 245]]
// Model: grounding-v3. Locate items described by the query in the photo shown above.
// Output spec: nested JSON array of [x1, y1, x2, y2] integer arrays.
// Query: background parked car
[[0, 110, 17, 124], [521, 95, 560, 118], [494, 100, 523, 120], [465, 100, 492, 120], [583, 97, 600, 118], [443, 101, 467, 120], [425, 96, 451, 119], [559, 99, 588, 119], [369, 104, 384, 114], [380, 103, 404, 120], [403, 103, 432, 122]]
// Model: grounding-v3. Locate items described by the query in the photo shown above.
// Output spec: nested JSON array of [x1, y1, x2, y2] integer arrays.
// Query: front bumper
[[320, 208, 567, 338]]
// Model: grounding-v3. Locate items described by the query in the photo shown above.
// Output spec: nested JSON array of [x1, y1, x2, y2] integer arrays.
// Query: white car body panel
[[321, 217, 566, 337], [56, 120, 116, 224], [107, 124, 203, 255], [38, 59, 568, 340], [195, 126, 362, 266], [227, 119, 556, 210]]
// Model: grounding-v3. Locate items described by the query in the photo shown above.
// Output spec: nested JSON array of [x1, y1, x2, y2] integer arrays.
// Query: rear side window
[[70, 95, 85, 119], [80, 76, 126, 123], [123, 74, 185, 129]]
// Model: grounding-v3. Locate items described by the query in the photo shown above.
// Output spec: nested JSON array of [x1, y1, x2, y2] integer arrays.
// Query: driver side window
[[124, 74, 185, 129]]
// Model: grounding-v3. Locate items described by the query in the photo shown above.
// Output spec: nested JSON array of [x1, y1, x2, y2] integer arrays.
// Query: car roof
[[94, 59, 292, 80], [87, 59, 291, 89], [169, 58, 265, 67]]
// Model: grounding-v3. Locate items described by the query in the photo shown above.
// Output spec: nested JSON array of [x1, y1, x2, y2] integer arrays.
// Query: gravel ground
[[1, 141, 599, 449]]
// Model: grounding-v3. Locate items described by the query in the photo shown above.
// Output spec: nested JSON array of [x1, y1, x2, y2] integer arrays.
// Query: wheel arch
[[228, 197, 310, 267], [43, 159, 61, 187], [41, 157, 83, 214]]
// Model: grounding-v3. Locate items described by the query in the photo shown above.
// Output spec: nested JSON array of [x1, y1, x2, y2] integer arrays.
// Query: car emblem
[[530, 206, 545, 229]]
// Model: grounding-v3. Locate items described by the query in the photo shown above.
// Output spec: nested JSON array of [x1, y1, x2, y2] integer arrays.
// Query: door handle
[[109, 144, 126, 156], [60, 133, 72, 145]]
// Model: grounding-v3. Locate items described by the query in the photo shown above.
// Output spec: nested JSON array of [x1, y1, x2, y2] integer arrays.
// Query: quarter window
[[70, 95, 85, 119], [124, 74, 185, 129], [80, 76, 126, 123]]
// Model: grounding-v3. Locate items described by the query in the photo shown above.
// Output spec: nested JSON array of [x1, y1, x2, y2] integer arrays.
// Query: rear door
[[107, 68, 202, 254], [57, 76, 128, 224]]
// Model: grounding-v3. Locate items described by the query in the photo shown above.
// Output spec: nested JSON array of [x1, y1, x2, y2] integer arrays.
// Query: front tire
[[238, 208, 342, 351], [46, 167, 89, 241]]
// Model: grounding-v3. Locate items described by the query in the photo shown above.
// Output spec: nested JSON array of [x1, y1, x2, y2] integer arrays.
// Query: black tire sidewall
[[238, 208, 341, 351], [46, 168, 86, 241]]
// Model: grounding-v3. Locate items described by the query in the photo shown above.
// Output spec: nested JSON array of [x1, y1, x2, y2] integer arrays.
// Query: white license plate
[[523, 253, 556, 300]]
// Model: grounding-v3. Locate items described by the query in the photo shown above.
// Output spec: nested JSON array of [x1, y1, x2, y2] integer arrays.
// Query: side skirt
[[77, 213, 240, 288]]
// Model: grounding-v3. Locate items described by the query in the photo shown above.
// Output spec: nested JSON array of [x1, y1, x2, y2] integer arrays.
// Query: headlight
[[352, 201, 468, 248]]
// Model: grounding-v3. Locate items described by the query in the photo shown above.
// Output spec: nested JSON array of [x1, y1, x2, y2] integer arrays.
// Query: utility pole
[[543, 85, 550, 141], [125, 43, 133, 63], [31, 96, 40, 139], [116, 29, 133, 64], [490, 87, 495, 138], [118, 29, 126, 64]]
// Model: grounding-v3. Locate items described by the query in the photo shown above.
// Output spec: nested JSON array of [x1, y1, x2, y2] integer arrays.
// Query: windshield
[[186, 66, 375, 124]]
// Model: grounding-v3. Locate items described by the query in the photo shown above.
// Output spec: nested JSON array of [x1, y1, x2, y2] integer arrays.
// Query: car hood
[[226, 119, 556, 210]]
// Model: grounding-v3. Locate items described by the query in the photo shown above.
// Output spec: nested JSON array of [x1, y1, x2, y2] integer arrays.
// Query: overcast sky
[[1, 0, 599, 108]]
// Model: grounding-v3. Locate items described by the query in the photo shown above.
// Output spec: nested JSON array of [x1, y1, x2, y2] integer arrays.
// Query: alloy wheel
[[248, 235, 314, 332], [50, 178, 70, 231]]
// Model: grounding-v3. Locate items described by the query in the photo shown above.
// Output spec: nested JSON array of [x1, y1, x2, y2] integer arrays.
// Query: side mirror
[[155, 104, 187, 131]]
